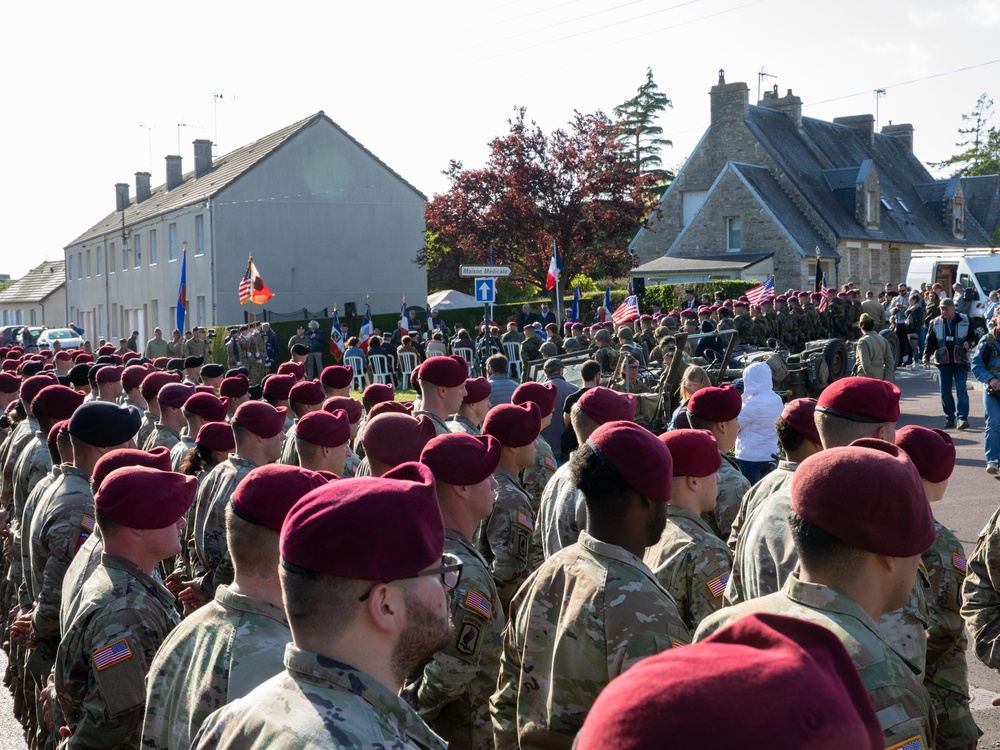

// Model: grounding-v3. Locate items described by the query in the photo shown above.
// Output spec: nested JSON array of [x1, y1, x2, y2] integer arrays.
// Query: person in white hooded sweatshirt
[[735, 362, 784, 483]]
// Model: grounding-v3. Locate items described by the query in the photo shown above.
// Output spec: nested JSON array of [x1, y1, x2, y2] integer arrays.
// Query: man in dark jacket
[[924, 297, 975, 429]]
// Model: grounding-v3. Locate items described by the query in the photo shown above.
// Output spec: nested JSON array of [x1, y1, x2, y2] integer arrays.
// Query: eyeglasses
[[358, 553, 464, 602]]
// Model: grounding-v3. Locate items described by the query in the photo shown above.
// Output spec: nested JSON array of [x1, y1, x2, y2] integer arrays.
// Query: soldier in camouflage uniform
[[645, 430, 733, 632], [190, 464, 451, 750], [790, 294, 812, 345], [491, 422, 689, 750], [246, 324, 268, 386], [446, 377, 491, 436], [413, 355, 469, 436], [54, 468, 195, 749], [847, 290, 863, 339], [134, 372, 175, 452], [142, 466, 326, 750], [695, 442, 938, 749], [512, 382, 558, 530], [775, 296, 798, 351], [519, 325, 543, 375], [142, 382, 194, 454], [809, 292, 829, 338], [166, 329, 185, 359], [760, 298, 779, 345], [750, 304, 769, 346], [184, 326, 213, 363], [168, 391, 228, 472], [479, 402, 541, 612], [591, 329, 616, 374], [405, 433, 505, 750], [732, 301, 755, 347]]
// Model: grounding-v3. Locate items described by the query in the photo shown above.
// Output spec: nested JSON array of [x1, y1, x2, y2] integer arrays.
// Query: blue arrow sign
[[475, 278, 495, 303]]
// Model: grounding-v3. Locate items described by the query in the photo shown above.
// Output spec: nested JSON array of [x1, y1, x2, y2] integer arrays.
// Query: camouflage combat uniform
[[136, 411, 159, 453], [190, 455, 258, 598], [278, 423, 299, 466], [702, 453, 749, 543], [532, 462, 586, 569], [191, 645, 446, 749], [727, 460, 797, 555], [170, 433, 196, 472], [696, 575, 936, 749], [491, 531, 690, 750], [342, 446, 361, 478], [246, 330, 267, 386], [141, 585, 291, 750], [477, 467, 534, 613], [446, 415, 481, 436], [143, 421, 181, 454], [776, 305, 798, 351], [593, 345, 616, 375], [520, 435, 557, 520], [60, 529, 104, 635], [404, 528, 504, 750], [519, 334, 542, 374], [733, 312, 754, 345], [55, 553, 179, 749], [791, 305, 812, 344], [644, 505, 734, 632], [413, 410, 451, 437]]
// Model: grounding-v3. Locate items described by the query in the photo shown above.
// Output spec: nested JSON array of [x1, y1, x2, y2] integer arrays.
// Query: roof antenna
[[214, 91, 235, 156], [873, 89, 887, 131], [138, 124, 155, 173], [758, 67, 778, 103], [177, 123, 203, 155]]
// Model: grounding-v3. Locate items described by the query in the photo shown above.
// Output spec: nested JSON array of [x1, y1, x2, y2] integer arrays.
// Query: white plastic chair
[[504, 342, 522, 381], [453, 347, 475, 377], [344, 355, 367, 391], [369, 354, 391, 385], [398, 351, 419, 390]]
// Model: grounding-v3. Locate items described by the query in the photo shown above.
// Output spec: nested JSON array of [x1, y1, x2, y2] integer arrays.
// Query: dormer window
[[866, 189, 879, 227], [954, 198, 965, 236]]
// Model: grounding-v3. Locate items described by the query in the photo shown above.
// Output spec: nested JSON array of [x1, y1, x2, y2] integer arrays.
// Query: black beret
[[68, 363, 92, 387], [290, 343, 310, 356], [226, 367, 250, 378], [19, 362, 43, 377], [95, 356, 117, 365], [184, 355, 204, 369], [166, 358, 185, 372], [248, 385, 263, 401], [68, 402, 142, 447], [201, 363, 224, 378]]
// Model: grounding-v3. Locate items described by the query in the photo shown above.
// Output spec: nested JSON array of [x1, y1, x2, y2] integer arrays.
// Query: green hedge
[[639, 280, 762, 311]]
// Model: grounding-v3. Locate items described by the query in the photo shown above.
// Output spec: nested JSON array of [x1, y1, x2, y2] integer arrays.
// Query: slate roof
[[960, 175, 1000, 242], [67, 112, 427, 248], [0, 261, 65, 304], [635, 253, 773, 273]]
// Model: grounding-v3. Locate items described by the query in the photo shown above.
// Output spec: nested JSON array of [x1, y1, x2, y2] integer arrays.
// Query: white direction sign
[[475, 279, 495, 303], [460, 265, 512, 278]]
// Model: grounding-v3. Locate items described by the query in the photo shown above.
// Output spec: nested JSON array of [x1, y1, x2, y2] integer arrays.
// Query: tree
[[930, 92, 1000, 176], [418, 107, 659, 296], [614, 68, 674, 184]]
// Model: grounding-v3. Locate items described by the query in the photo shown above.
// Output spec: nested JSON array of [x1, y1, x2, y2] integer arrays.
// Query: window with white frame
[[726, 217, 741, 252], [195, 215, 205, 255], [169, 223, 177, 261], [150, 230, 157, 265], [134, 235, 141, 268]]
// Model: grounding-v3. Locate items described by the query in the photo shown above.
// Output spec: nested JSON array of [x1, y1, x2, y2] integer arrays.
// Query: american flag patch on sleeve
[[706, 572, 729, 598], [80, 514, 95, 532], [92, 639, 133, 671], [516, 512, 533, 531], [543, 456, 558, 472], [887, 736, 925, 750], [464, 589, 492, 619], [953, 553, 968, 573]]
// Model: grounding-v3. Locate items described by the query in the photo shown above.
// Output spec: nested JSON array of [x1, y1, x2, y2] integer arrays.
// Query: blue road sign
[[475, 278, 495, 303]]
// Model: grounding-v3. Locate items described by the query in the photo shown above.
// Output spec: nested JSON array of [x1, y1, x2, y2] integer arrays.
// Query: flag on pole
[[399, 295, 408, 333], [814, 255, 823, 293], [329, 306, 345, 361], [746, 276, 776, 305], [176, 245, 187, 334], [545, 240, 563, 291], [599, 287, 612, 322], [238, 257, 274, 305], [488, 243, 499, 295], [359, 300, 373, 353], [612, 295, 640, 326], [818, 273, 831, 312], [570, 284, 580, 323]]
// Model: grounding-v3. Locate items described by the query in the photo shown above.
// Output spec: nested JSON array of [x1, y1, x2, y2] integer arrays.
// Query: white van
[[907, 248, 1000, 335]]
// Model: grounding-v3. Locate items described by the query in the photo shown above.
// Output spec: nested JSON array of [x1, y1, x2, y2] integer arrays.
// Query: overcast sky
[[2, 0, 998, 279]]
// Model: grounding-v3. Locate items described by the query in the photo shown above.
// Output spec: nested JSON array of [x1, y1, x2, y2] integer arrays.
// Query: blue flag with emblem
[[176, 245, 187, 333], [570, 284, 580, 323]]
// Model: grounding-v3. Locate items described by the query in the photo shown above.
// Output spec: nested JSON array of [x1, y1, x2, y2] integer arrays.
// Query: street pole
[[553, 239, 562, 331]]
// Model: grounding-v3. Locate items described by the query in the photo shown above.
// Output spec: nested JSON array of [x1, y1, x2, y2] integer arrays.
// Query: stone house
[[631, 71, 999, 291], [0, 260, 66, 328]]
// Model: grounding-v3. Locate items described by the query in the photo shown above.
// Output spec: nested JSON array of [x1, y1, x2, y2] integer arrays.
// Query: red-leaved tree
[[418, 107, 659, 294]]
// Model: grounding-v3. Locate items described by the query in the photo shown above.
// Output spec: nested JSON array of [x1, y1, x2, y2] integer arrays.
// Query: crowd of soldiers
[[3, 292, 1000, 749]]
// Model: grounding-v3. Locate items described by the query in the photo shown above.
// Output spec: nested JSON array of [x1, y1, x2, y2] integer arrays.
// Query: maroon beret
[[142, 371, 182, 397], [421, 433, 501, 486], [659, 429, 722, 478], [263, 374, 296, 401], [366, 401, 409, 419], [2, 360, 19, 373], [576, 613, 883, 750], [0, 373, 22, 394], [232, 464, 330, 533], [323, 396, 362, 424], [20, 374, 58, 405], [362, 413, 437, 467], [32, 385, 85, 421], [797, 291, 810, 298], [362, 383, 395, 405], [184, 392, 229, 423], [54, 351, 72, 363], [92, 446, 172, 492], [420, 355, 468, 388], [97, 345, 115, 356], [122, 365, 151, 391], [95, 366, 123, 383], [577, 387, 636, 425], [483, 402, 541, 448], [810, 292, 823, 300], [196, 422, 236, 453], [158, 382, 196, 409], [816, 377, 900, 424], [289, 379, 325, 406], [296, 409, 351, 448], [277, 361, 306, 380], [152, 356, 169, 369], [234, 401, 287, 439], [512, 382, 558, 418], [220, 375, 249, 398], [588, 421, 672, 503], [122, 350, 142, 363], [687, 384, 742, 423], [321, 365, 353, 389], [894, 426, 956, 484], [96, 466, 197, 529], [792, 441, 934, 557], [47, 420, 68, 460], [781, 398, 822, 446], [462, 377, 492, 405], [194, 385, 216, 394], [280, 461, 443, 579]]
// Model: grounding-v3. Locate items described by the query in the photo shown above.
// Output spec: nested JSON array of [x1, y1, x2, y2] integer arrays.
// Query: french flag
[[545, 240, 562, 291]]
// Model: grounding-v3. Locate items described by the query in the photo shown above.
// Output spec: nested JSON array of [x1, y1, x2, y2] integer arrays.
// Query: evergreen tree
[[930, 92, 1000, 176], [614, 68, 674, 184]]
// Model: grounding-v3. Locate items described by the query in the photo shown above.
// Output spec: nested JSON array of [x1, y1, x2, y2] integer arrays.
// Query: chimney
[[193, 139, 213, 178], [833, 115, 875, 147], [757, 87, 802, 129], [881, 123, 914, 152], [135, 172, 151, 203], [165, 155, 183, 190], [115, 183, 130, 212], [710, 70, 749, 128]]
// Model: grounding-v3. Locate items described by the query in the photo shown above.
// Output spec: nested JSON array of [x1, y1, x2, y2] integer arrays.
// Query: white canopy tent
[[427, 289, 485, 311]]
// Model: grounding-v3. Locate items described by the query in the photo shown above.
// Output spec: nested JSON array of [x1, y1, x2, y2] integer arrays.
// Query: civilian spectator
[[486, 353, 517, 405]]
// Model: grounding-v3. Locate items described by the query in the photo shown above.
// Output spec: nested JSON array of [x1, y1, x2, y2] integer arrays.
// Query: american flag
[[885, 736, 926, 750], [92, 639, 133, 671], [953, 552, 968, 573], [612, 295, 640, 326], [818, 272, 832, 312], [707, 572, 730, 598], [745, 276, 775, 305], [237, 257, 274, 305], [464, 589, 492, 619]]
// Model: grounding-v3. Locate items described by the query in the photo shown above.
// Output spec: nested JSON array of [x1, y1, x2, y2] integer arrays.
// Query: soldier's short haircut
[[774, 415, 806, 453], [225, 502, 279, 578], [789, 512, 867, 578], [814, 411, 885, 449], [95, 508, 124, 539], [570, 403, 598, 444], [686, 413, 717, 432], [486, 354, 509, 375], [294, 434, 324, 461], [280, 566, 368, 636], [580, 360, 602, 383], [570, 440, 633, 519]]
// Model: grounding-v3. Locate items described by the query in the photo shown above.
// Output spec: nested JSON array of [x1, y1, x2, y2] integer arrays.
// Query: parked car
[[0, 325, 45, 348], [36, 327, 83, 350]]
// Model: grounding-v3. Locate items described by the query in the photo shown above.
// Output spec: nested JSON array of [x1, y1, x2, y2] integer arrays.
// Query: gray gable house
[[64, 112, 427, 342], [631, 72, 1000, 291], [0, 260, 66, 328]]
